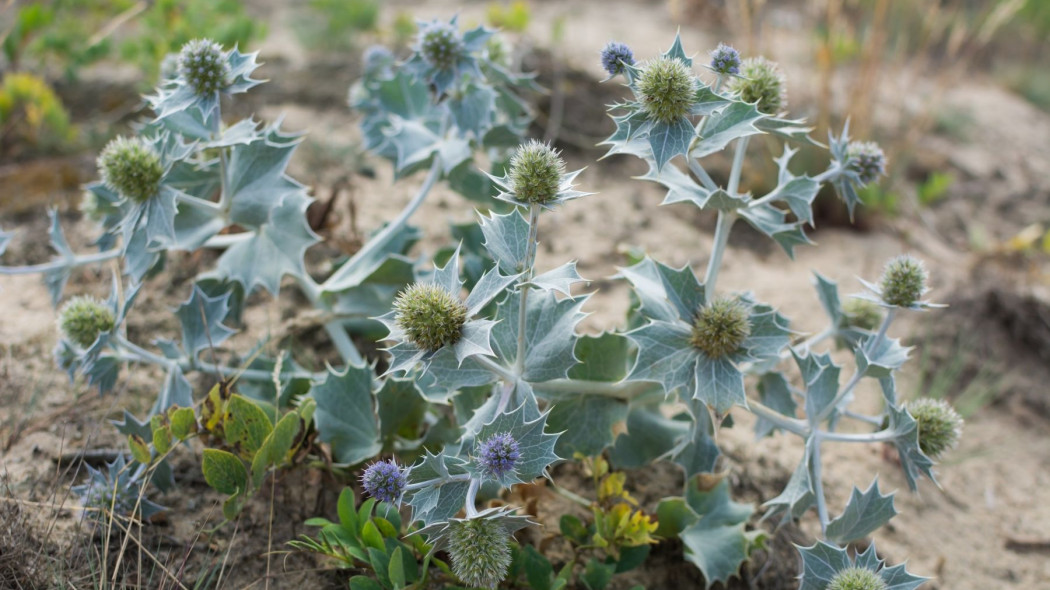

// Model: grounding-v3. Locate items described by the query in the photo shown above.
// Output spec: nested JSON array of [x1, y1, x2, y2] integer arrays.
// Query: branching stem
[[514, 204, 541, 376]]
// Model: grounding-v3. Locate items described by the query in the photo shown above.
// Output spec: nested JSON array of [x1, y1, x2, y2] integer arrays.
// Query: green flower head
[[448, 517, 513, 589], [178, 39, 230, 96], [419, 20, 464, 71], [879, 255, 928, 308], [509, 140, 566, 205], [828, 567, 888, 590], [637, 56, 697, 123], [97, 136, 164, 203], [842, 298, 882, 331], [691, 296, 751, 358], [731, 57, 787, 115], [393, 283, 468, 352], [906, 398, 963, 459], [58, 295, 115, 349]]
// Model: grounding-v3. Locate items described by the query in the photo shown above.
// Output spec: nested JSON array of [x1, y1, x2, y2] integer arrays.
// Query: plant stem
[[813, 163, 843, 184], [0, 249, 121, 275], [321, 158, 443, 293], [810, 435, 829, 533], [514, 204, 541, 376], [474, 355, 518, 384], [530, 378, 653, 400], [114, 335, 319, 382], [727, 137, 750, 196], [703, 211, 735, 293], [464, 479, 480, 517], [813, 309, 897, 425], [550, 483, 592, 509], [686, 158, 719, 192], [747, 399, 810, 436], [819, 428, 897, 443], [404, 472, 472, 492], [174, 191, 223, 214], [212, 109, 232, 213]]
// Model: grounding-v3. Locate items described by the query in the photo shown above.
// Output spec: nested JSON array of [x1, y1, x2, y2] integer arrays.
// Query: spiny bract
[[97, 136, 164, 203], [419, 21, 464, 71], [178, 39, 230, 96], [906, 398, 963, 459], [843, 298, 882, 331], [731, 56, 787, 115], [361, 459, 407, 503], [600, 41, 635, 77], [508, 140, 565, 205], [828, 567, 888, 590], [691, 297, 751, 358], [448, 518, 513, 589], [394, 283, 468, 352], [477, 432, 520, 480], [879, 255, 928, 307], [637, 56, 697, 123], [847, 141, 887, 185], [58, 296, 115, 349]]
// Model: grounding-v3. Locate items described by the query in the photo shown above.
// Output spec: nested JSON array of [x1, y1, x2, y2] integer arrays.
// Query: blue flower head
[[846, 141, 886, 185], [361, 459, 407, 503], [709, 43, 741, 75], [478, 433, 520, 480], [600, 41, 635, 77]]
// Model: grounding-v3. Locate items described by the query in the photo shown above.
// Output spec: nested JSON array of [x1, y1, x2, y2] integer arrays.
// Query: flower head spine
[[600, 41, 635, 77], [478, 433, 520, 480], [97, 136, 164, 203], [178, 39, 230, 96], [361, 459, 407, 503], [709, 43, 741, 75]]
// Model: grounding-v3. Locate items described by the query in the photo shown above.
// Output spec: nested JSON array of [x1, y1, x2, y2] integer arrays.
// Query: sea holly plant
[[0, 22, 964, 590]]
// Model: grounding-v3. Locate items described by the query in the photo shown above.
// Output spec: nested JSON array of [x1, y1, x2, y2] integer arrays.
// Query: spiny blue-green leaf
[[744, 303, 793, 360], [887, 404, 937, 491], [480, 209, 530, 274], [703, 189, 750, 212], [83, 354, 120, 395], [642, 158, 713, 209], [531, 262, 585, 297], [797, 541, 852, 590], [449, 82, 496, 138], [738, 203, 813, 259], [175, 284, 236, 358], [214, 194, 320, 295], [462, 380, 539, 437], [225, 125, 304, 228], [755, 115, 818, 146], [625, 320, 697, 396], [619, 256, 705, 324], [762, 442, 815, 523], [375, 70, 432, 119], [0, 227, 14, 256], [648, 116, 695, 171], [491, 290, 587, 382], [322, 222, 420, 294], [825, 477, 898, 544], [878, 562, 929, 590], [205, 117, 263, 148], [755, 372, 797, 438], [377, 378, 428, 448], [415, 351, 499, 401], [661, 33, 692, 67], [43, 209, 73, 305], [691, 101, 765, 158], [311, 365, 382, 465], [464, 266, 519, 315], [680, 477, 759, 589], [388, 119, 441, 175], [152, 366, 193, 414], [405, 450, 471, 526], [813, 272, 844, 326], [472, 402, 561, 486], [693, 355, 746, 415], [856, 335, 911, 379], [437, 138, 472, 174], [674, 399, 720, 476], [547, 395, 628, 458], [794, 351, 841, 423], [608, 405, 689, 469]]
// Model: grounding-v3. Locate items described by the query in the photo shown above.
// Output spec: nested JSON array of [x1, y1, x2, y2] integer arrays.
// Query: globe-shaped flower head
[[637, 56, 697, 123], [419, 20, 464, 71], [709, 43, 741, 75], [97, 136, 164, 203], [691, 297, 752, 358], [361, 459, 407, 503], [731, 57, 787, 115], [846, 141, 887, 185], [178, 39, 230, 96], [879, 255, 927, 308], [477, 433, 521, 480], [828, 567, 889, 590], [508, 140, 566, 205], [905, 398, 963, 459], [393, 283, 468, 352], [58, 296, 115, 349], [842, 298, 882, 331], [600, 41, 635, 77], [448, 517, 513, 589]]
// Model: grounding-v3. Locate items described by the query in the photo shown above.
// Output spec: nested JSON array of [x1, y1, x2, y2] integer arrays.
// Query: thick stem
[[686, 158, 719, 192], [529, 378, 653, 400], [321, 158, 443, 293], [514, 204, 541, 376], [464, 479, 480, 517], [115, 335, 319, 382], [213, 110, 232, 213], [174, 191, 223, 215], [494, 380, 516, 416], [819, 428, 897, 443], [0, 249, 121, 275], [813, 309, 896, 425], [810, 435, 830, 533], [404, 472, 471, 492], [727, 137, 750, 196], [813, 163, 843, 184], [748, 399, 810, 436], [703, 211, 735, 293], [473, 355, 518, 384]]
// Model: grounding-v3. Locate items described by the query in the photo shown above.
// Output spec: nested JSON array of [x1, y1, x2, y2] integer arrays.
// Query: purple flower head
[[361, 459, 407, 503], [600, 41, 635, 77], [478, 433, 520, 480], [710, 43, 741, 76]]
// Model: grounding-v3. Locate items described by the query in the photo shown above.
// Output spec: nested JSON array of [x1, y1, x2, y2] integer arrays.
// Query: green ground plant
[[0, 19, 965, 590]]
